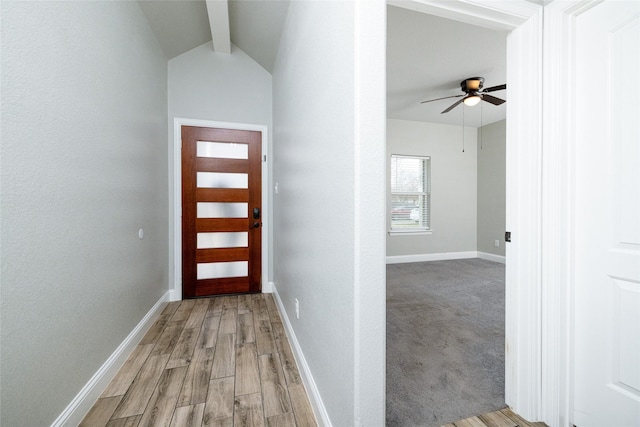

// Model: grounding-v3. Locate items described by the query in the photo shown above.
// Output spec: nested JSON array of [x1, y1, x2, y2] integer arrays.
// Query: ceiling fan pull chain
[[480, 101, 484, 150], [462, 104, 465, 153]]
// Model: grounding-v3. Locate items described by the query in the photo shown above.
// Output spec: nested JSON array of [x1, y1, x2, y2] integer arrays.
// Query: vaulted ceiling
[[138, 0, 507, 127], [138, 0, 289, 72]]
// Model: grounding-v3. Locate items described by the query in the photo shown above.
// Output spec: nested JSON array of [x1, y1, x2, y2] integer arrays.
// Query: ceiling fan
[[421, 77, 506, 114]]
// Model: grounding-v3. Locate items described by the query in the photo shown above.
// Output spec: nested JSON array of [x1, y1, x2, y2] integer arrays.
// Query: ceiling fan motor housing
[[462, 77, 484, 92], [420, 76, 505, 114]]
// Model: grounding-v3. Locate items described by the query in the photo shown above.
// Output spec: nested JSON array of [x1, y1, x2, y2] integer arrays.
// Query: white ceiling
[[387, 5, 508, 128], [228, 0, 290, 72], [138, 1, 507, 128], [138, 1, 212, 60], [138, 0, 289, 72]]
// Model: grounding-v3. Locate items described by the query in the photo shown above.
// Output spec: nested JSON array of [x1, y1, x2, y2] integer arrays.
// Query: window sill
[[388, 229, 433, 236]]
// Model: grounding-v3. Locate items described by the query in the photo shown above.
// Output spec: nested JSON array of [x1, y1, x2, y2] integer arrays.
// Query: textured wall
[[386, 119, 478, 257], [272, 1, 386, 425], [168, 42, 272, 125], [0, 2, 168, 425], [477, 120, 506, 256], [167, 42, 273, 292]]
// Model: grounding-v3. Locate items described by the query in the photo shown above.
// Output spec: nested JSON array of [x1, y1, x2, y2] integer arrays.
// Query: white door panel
[[574, 1, 640, 426]]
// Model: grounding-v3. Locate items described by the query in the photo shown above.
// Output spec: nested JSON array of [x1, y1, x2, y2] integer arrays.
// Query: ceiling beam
[[206, 0, 231, 54]]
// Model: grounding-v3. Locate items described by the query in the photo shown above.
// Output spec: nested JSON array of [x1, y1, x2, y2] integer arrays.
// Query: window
[[390, 155, 431, 232]]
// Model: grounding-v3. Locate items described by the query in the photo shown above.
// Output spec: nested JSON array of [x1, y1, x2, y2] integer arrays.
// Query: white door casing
[[573, 1, 640, 425]]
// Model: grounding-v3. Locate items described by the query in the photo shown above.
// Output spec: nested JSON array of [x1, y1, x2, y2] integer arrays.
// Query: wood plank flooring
[[442, 408, 548, 427], [81, 294, 317, 427]]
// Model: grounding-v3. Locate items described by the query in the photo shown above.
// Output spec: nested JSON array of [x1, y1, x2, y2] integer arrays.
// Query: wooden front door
[[181, 126, 262, 298]]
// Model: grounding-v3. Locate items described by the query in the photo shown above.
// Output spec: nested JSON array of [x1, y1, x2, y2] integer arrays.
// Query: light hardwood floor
[[443, 408, 548, 427], [81, 294, 317, 427]]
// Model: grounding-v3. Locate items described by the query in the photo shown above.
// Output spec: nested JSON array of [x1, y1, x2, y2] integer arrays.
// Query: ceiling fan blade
[[441, 98, 464, 114], [482, 94, 506, 105], [482, 83, 506, 93], [421, 94, 464, 104]]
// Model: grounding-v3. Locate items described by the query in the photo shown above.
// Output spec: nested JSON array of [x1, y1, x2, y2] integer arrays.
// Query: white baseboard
[[51, 291, 170, 427], [271, 284, 331, 427], [477, 251, 506, 264], [386, 251, 478, 264], [262, 281, 274, 293], [169, 288, 181, 302], [386, 251, 506, 264]]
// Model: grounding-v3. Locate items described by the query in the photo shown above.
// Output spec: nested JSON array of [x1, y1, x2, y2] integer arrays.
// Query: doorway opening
[[385, 2, 523, 425]]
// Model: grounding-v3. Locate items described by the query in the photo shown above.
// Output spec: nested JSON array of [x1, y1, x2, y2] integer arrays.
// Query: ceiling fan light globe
[[463, 95, 481, 106]]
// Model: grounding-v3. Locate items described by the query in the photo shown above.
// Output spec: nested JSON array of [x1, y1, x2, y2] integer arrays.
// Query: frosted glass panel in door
[[197, 203, 247, 218], [197, 141, 248, 159], [197, 261, 248, 279], [197, 172, 248, 189], [197, 232, 248, 249]]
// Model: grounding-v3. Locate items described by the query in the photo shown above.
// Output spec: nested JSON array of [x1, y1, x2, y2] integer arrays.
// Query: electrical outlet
[[295, 298, 299, 319], [494, 240, 500, 247]]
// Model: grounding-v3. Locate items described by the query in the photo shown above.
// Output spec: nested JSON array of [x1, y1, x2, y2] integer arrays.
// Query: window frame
[[389, 154, 431, 234]]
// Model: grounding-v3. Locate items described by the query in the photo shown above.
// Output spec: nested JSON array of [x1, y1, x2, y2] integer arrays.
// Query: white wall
[[272, 1, 386, 425], [386, 119, 478, 258], [477, 119, 506, 256], [167, 41, 273, 294], [0, 2, 168, 426]]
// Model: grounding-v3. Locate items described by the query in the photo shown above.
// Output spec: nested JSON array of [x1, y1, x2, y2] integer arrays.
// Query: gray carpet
[[386, 258, 505, 427]]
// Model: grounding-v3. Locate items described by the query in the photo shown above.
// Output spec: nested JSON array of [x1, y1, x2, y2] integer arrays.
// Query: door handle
[[250, 222, 261, 229]]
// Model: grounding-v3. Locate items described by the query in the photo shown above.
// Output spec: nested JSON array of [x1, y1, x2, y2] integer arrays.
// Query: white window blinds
[[390, 155, 431, 231]]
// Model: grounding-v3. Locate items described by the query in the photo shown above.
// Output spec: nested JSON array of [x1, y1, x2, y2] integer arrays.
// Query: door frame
[[171, 118, 269, 301], [390, 0, 546, 422], [541, 2, 610, 426], [407, 2, 593, 425]]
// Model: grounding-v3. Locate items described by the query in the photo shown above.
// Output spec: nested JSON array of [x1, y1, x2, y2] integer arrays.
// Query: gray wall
[[477, 120, 506, 256], [272, 1, 386, 425], [0, 2, 168, 425], [168, 42, 272, 126], [387, 119, 478, 257], [386, 118, 507, 259], [167, 42, 273, 289]]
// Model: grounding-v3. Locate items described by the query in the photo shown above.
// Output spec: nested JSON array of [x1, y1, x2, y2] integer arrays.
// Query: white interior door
[[574, 1, 640, 426]]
